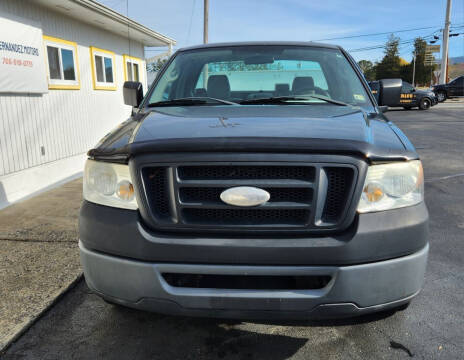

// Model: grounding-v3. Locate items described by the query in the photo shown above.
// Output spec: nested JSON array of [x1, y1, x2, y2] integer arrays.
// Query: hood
[[415, 89, 434, 95], [89, 105, 417, 163]]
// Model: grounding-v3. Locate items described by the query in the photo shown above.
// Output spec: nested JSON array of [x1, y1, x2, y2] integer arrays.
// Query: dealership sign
[[0, 11, 47, 93]]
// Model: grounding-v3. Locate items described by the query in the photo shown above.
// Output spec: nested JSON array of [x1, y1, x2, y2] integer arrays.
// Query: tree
[[357, 60, 376, 81], [376, 34, 401, 79], [395, 38, 437, 86], [410, 38, 436, 86], [147, 58, 168, 73]]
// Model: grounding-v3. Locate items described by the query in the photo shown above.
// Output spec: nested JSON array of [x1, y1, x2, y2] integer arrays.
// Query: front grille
[[142, 167, 170, 218], [183, 208, 310, 226], [322, 167, 355, 223], [179, 187, 312, 203], [178, 166, 314, 180], [141, 162, 357, 233]]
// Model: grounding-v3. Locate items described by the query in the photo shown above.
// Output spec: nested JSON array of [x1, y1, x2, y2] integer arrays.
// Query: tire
[[419, 98, 431, 110], [436, 91, 447, 102], [403, 106, 412, 110]]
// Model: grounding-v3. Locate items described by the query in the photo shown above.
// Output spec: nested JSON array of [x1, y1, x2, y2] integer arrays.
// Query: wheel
[[419, 98, 431, 110], [436, 91, 447, 102], [403, 106, 412, 110]]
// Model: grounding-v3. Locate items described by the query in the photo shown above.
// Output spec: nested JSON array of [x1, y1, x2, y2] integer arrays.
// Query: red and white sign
[[0, 11, 47, 94]]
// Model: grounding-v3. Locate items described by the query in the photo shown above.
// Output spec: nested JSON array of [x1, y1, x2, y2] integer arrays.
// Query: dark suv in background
[[79, 42, 429, 320], [433, 75, 464, 102], [369, 79, 437, 110]]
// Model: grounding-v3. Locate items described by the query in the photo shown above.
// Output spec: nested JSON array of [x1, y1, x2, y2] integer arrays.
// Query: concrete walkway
[[0, 179, 83, 351]]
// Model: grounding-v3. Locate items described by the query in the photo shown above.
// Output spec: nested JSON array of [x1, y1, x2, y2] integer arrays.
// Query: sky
[[100, 0, 464, 63]]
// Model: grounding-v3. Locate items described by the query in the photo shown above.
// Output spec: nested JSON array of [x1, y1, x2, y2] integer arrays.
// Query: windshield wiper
[[147, 97, 239, 107], [239, 95, 350, 106], [308, 95, 351, 106]]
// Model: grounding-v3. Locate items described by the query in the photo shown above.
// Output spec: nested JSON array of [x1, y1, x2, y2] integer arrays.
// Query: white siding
[[0, 0, 147, 179]]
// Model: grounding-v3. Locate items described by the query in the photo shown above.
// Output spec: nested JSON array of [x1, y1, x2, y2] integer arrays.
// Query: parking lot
[[2, 103, 464, 360]]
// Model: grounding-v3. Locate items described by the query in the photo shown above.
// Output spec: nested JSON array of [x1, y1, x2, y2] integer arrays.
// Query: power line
[[348, 30, 440, 52], [186, 0, 197, 44], [312, 25, 444, 41], [338, 23, 464, 53]]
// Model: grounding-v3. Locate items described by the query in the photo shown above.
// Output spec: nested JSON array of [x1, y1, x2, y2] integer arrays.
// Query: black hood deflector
[[88, 136, 417, 164]]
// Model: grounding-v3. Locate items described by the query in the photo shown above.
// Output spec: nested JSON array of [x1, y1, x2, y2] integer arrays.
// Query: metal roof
[[35, 0, 176, 47]]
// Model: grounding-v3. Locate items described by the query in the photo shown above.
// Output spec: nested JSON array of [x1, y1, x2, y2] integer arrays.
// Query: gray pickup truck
[[79, 42, 428, 320]]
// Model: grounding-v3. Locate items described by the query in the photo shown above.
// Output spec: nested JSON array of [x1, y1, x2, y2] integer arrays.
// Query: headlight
[[357, 160, 423, 213], [83, 159, 138, 210]]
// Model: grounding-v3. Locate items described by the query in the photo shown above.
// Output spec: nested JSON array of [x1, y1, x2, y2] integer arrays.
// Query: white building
[[0, 0, 175, 209]]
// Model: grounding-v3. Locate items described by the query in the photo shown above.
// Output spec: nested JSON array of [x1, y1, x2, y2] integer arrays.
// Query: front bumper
[[79, 201, 429, 266], [80, 242, 428, 319]]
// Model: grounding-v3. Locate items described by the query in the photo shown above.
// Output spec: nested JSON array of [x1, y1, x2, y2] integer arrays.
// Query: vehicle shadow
[[3, 280, 400, 359], [244, 308, 397, 327], [3, 281, 309, 359]]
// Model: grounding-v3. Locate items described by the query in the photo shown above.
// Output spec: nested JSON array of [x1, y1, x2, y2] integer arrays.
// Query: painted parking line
[[426, 173, 464, 183]]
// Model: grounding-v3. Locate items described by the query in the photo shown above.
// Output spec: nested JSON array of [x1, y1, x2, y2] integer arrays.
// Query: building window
[[43, 36, 80, 90], [90, 47, 116, 90], [123, 55, 143, 82]]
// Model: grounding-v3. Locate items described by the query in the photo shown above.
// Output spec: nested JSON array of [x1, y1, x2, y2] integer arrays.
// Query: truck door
[[400, 82, 416, 106], [449, 77, 464, 97]]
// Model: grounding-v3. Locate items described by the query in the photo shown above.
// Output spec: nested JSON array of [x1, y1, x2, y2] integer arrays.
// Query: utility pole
[[202, 0, 209, 87], [203, 0, 209, 44], [440, 0, 452, 84], [412, 51, 416, 87]]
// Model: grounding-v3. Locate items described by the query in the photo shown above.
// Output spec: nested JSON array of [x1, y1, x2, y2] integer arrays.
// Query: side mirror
[[123, 81, 143, 107], [379, 78, 402, 106], [378, 105, 388, 113]]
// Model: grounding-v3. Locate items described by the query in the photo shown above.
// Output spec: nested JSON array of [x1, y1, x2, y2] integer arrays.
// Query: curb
[[0, 273, 84, 355]]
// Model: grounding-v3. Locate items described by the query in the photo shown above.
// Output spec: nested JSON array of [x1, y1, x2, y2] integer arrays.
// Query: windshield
[[147, 45, 374, 110]]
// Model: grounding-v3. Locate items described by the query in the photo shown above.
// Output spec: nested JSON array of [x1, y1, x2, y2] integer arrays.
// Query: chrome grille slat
[[179, 202, 311, 210], [177, 165, 314, 181], [176, 179, 315, 188], [179, 186, 312, 203]]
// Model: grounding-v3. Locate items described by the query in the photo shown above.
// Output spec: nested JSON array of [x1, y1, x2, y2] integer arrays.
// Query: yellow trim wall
[[43, 35, 81, 90], [89, 46, 117, 91], [0, 0, 148, 209], [123, 54, 143, 82]]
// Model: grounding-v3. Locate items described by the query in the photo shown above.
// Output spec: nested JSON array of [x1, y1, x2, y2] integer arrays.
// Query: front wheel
[[419, 98, 431, 110], [436, 91, 447, 102]]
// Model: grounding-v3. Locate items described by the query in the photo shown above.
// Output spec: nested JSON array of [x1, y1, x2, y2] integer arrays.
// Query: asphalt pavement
[[2, 104, 464, 360]]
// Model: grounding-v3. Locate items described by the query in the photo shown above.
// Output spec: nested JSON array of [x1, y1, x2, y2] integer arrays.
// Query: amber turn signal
[[116, 180, 135, 201], [363, 183, 384, 202]]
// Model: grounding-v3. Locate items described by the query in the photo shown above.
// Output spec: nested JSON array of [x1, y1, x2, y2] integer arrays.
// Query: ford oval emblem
[[220, 186, 270, 207]]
